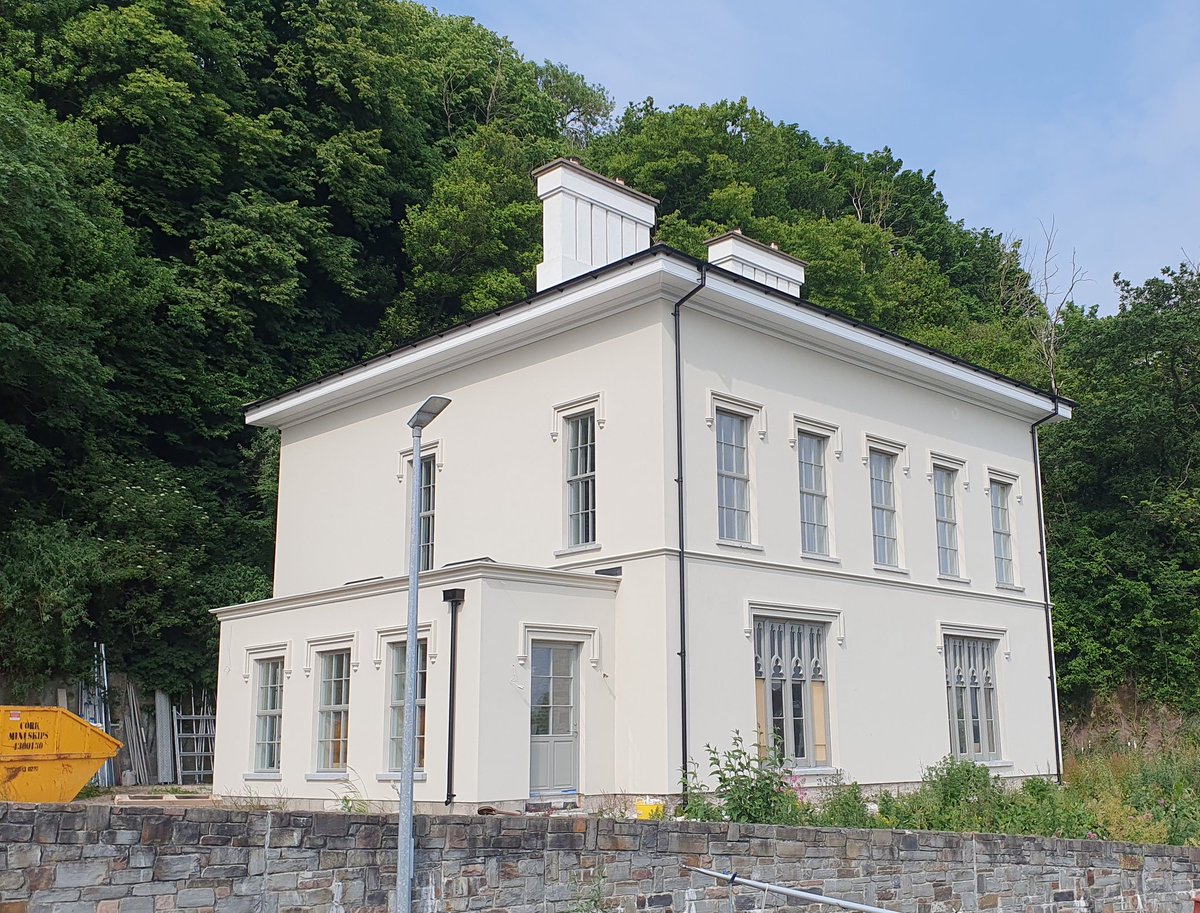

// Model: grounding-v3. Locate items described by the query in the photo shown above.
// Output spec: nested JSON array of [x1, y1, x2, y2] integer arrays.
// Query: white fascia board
[[244, 258, 670, 428], [696, 270, 1061, 421]]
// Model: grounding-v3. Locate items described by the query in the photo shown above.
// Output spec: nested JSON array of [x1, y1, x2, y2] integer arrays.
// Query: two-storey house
[[211, 159, 1070, 810]]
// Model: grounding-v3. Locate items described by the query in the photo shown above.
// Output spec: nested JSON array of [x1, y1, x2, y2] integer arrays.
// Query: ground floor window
[[316, 649, 351, 770], [389, 640, 428, 770], [753, 618, 830, 766], [253, 657, 283, 772], [944, 634, 1000, 760]]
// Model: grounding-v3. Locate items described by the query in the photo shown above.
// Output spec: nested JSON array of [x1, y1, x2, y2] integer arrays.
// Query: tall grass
[[681, 735, 1200, 846]]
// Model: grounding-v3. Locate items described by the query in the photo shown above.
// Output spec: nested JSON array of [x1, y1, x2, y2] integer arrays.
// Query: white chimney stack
[[705, 229, 807, 297], [533, 158, 658, 292]]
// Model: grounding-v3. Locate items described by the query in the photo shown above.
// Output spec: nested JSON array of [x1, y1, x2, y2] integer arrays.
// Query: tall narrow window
[[990, 481, 1014, 584], [388, 641, 428, 770], [933, 466, 959, 577], [869, 450, 898, 566], [418, 454, 436, 571], [716, 410, 750, 542], [797, 433, 829, 556], [253, 658, 283, 772], [753, 619, 830, 767], [316, 650, 350, 771], [944, 635, 1000, 760], [566, 412, 596, 547]]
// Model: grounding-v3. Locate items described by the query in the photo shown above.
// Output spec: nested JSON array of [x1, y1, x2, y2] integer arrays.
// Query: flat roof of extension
[[244, 244, 1072, 423]]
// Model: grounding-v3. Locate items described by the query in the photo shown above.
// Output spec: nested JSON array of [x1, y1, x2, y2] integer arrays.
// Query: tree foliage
[[1044, 264, 1200, 710]]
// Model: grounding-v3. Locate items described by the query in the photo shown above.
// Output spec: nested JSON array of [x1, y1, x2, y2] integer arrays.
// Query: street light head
[[408, 395, 451, 429]]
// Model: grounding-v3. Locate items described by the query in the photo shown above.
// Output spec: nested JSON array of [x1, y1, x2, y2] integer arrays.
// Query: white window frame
[[552, 394, 604, 555], [716, 409, 753, 543], [564, 410, 597, 549], [931, 461, 964, 579], [314, 648, 351, 773], [942, 631, 1003, 762], [708, 393, 764, 548], [752, 616, 832, 768], [987, 472, 1019, 587], [387, 639, 428, 773], [866, 438, 905, 569], [398, 440, 443, 571], [796, 431, 830, 557], [252, 657, 284, 774]]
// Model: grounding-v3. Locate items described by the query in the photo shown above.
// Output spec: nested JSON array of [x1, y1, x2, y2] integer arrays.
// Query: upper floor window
[[253, 658, 283, 772], [933, 466, 959, 577], [418, 454, 436, 571], [797, 433, 829, 556], [316, 649, 351, 771], [753, 618, 830, 767], [389, 640, 428, 771], [869, 449, 898, 566], [716, 409, 751, 542], [944, 634, 1000, 761], [566, 412, 596, 547], [990, 480, 1015, 585]]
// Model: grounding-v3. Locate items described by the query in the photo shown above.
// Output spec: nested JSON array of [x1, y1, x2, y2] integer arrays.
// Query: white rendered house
[[211, 159, 1071, 810]]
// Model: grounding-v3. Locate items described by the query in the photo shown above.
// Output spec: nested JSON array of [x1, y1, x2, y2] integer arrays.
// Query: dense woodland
[[1, 0, 1197, 720]]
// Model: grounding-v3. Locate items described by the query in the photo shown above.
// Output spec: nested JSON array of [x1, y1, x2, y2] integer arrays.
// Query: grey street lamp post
[[397, 395, 451, 913]]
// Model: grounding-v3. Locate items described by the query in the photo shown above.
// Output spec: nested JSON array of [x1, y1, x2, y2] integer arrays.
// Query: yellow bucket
[[0, 706, 122, 803]]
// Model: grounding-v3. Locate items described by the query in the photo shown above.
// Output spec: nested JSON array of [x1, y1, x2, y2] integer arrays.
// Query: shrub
[[680, 732, 811, 824]]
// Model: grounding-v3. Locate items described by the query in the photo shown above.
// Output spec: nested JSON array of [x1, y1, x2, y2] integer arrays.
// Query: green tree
[[1045, 264, 1200, 710]]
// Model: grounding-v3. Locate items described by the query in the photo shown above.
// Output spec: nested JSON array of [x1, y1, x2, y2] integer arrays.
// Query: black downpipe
[[672, 266, 708, 796], [1030, 402, 1064, 784], [442, 588, 465, 805]]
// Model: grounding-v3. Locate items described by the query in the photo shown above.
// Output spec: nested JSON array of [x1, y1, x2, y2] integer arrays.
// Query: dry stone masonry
[[0, 805, 1197, 913]]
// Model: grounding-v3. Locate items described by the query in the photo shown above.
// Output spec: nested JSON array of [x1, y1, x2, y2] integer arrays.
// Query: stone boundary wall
[[1, 805, 1198, 913]]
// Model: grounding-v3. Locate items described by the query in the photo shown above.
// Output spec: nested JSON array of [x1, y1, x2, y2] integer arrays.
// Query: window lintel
[[396, 438, 443, 483], [938, 622, 1010, 660], [374, 621, 437, 669], [745, 601, 844, 646], [863, 434, 910, 475], [243, 641, 292, 683], [927, 451, 968, 489], [550, 392, 605, 441], [790, 415, 842, 460], [708, 391, 766, 440], [303, 633, 358, 677], [985, 467, 1022, 504], [518, 622, 600, 669]]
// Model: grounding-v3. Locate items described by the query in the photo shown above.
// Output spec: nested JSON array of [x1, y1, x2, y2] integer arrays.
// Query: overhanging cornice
[[211, 560, 621, 621]]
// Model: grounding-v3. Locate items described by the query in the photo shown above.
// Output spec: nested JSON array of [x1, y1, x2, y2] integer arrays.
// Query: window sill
[[717, 539, 764, 551], [873, 564, 909, 575], [554, 543, 602, 557], [304, 771, 349, 781], [376, 771, 428, 782], [937, 574, 972, 585], [980, 759, 1014, 769], [243, 772, 281, 781], [786, 766, 841, 778], [995, 583, 1025, 593], [800, 552, 841, 566]]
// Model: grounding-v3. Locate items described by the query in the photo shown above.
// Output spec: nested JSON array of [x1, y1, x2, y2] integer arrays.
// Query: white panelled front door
[[529, 642, 578, 794]]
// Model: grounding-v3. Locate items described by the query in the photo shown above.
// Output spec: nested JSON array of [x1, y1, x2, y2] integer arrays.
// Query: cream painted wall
[[271, 299, 670, 598], [678, 302, 1045, 594], [219, 260, 1062, 802], [212, 569, 618, 807]]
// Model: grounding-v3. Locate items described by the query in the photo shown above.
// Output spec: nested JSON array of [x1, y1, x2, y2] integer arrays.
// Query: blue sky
[[438, 0, 1199, 313]]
